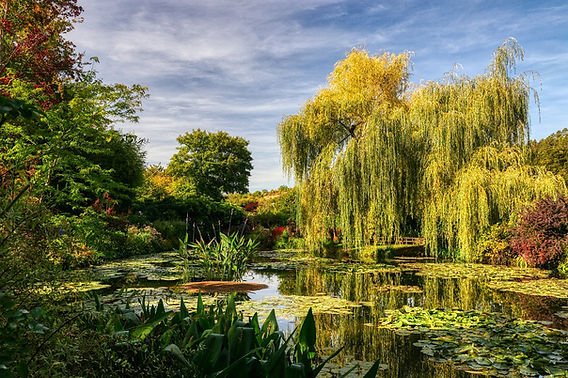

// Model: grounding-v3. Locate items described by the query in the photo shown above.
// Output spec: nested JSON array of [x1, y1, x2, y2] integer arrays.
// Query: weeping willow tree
[[279, 50, 412, 248], [279, 39, 566, 260]]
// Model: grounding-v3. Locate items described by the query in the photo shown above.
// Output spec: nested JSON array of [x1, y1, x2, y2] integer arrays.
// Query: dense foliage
[[62, 295, 352, 378], [531, 128, 568, 184], [135, 164, 247, 248], [227, 187, 300, 249], [1, 1, 566, 376], [168, 129, 253, 200], [227, 186, 297, 227], [278, 39, 566, 260], [510, 195, 568, 269], [0, 0, 84, 105]]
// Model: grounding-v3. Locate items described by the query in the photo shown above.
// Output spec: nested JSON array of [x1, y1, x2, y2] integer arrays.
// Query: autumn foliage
[[0, 0, 84, 106], [511, 195, 568, 269]]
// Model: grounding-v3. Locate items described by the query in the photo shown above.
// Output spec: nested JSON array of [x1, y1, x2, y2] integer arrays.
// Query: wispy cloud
[[71, 0, 568, 190]]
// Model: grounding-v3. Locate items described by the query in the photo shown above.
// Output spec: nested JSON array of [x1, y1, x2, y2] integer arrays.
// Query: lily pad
[[489, 278, 568, 299], [400, 262, 549, 281], [379, 306, 568, 376]]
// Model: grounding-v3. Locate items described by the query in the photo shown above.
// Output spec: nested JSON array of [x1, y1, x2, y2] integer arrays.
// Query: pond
[[66, 250, 568, 377]]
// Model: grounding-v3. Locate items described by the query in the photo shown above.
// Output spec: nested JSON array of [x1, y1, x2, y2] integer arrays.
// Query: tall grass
[[178, 232, 259, 281]]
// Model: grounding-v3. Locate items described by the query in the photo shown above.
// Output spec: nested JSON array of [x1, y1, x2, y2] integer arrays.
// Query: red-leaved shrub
[[271, 226, 286, 238], [510, 195, 568, 269], [243, 201, 259, 212]]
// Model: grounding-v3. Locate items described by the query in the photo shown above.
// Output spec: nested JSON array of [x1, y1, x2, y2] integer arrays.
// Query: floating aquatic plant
[[379, 306, 568, 376], [489, 278, 568, 299], [237, 295, 363, 321], [401, 262, 549, 281]]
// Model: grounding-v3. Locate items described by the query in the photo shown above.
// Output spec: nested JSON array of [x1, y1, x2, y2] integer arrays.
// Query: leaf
[[130, 323, 155, 340], [261, 309, 278, 336], [362, 359, 384, 378], [164, 344, 191, 368], [204, 333, 225, 369], [298, 308, 316, 350]]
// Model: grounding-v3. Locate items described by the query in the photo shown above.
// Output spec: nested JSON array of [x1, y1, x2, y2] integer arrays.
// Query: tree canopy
[[0, 0, 84, 107], [531, 128, 568, 185], [279, 39, 566, 260], [168, 129, 253, 200], [0, 72, 147, 213]]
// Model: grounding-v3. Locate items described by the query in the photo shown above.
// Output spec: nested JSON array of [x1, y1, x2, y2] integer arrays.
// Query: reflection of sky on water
[[243, 270, 281, 300], [243, 269, 300, 332]]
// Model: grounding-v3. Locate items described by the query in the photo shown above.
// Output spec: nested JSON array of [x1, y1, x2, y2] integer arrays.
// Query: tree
[[531, 128, 568, 184], [168, 129, 253, 200], [0, 72, 148, 212], [0, 0, 84, 107], [279, 39, 567, 260]]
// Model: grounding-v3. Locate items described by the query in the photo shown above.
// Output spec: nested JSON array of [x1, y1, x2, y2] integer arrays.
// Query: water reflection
[[245, 259, 568, 377], [86, 252, 568, 377]]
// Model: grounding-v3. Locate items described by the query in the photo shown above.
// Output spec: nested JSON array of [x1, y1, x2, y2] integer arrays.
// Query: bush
[[510, 195, 568, 269], [123, 225, 162, 257], [134, 195, 245, 233], [478, 223, 517, 265], [248, 226, 273, 250], [274, 229, 305, 250], [152, 219, 187, 250], [558, 259, 568, 278]]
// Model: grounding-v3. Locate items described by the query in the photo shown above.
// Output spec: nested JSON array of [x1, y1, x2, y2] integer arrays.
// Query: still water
[[78, 251, 568, 377]]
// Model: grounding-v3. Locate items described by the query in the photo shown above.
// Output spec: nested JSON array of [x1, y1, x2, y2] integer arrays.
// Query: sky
[[70, 0, 568, 191]]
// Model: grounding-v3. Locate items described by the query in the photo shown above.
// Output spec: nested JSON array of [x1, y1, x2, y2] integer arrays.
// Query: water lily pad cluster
[[379, 306, 568, 376], [374, 285, 423, 294], [252, 252, 398, 274], [401, 263, 549, 281], [489, 278, 568, 299], [80, 252, 188, 283], [237, 294, 363, 320]]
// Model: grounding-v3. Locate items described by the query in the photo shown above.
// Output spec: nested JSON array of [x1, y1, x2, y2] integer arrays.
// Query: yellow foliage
[[278, 39, 567, 260]]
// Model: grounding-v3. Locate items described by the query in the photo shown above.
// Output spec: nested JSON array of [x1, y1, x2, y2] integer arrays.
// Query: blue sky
[[70, 0, 568, 191]]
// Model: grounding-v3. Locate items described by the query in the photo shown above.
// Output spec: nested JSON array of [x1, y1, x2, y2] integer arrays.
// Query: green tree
[[279, 40, 566, 260], [0, 72, 147, 212], [531, 128, 568, 184], [168, 129, 253, 200]]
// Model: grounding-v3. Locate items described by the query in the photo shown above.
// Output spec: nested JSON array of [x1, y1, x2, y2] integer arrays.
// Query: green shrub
[[478, 223, 517, 265], [123, 225, 162, 257], [134, 195, 245, 235], [249, 226, 273, 250], [152, 219, 188, 250], [0, 291, 49, 376], [274, 230, 305, 250], [558, 258, 568, 278]]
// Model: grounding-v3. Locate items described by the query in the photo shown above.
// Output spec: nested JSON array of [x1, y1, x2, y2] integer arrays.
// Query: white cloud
[[72, 0, 568, 189]]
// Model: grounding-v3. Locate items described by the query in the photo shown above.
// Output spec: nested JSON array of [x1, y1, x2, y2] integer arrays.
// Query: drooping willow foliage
[[278, 39, 566, 261]]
